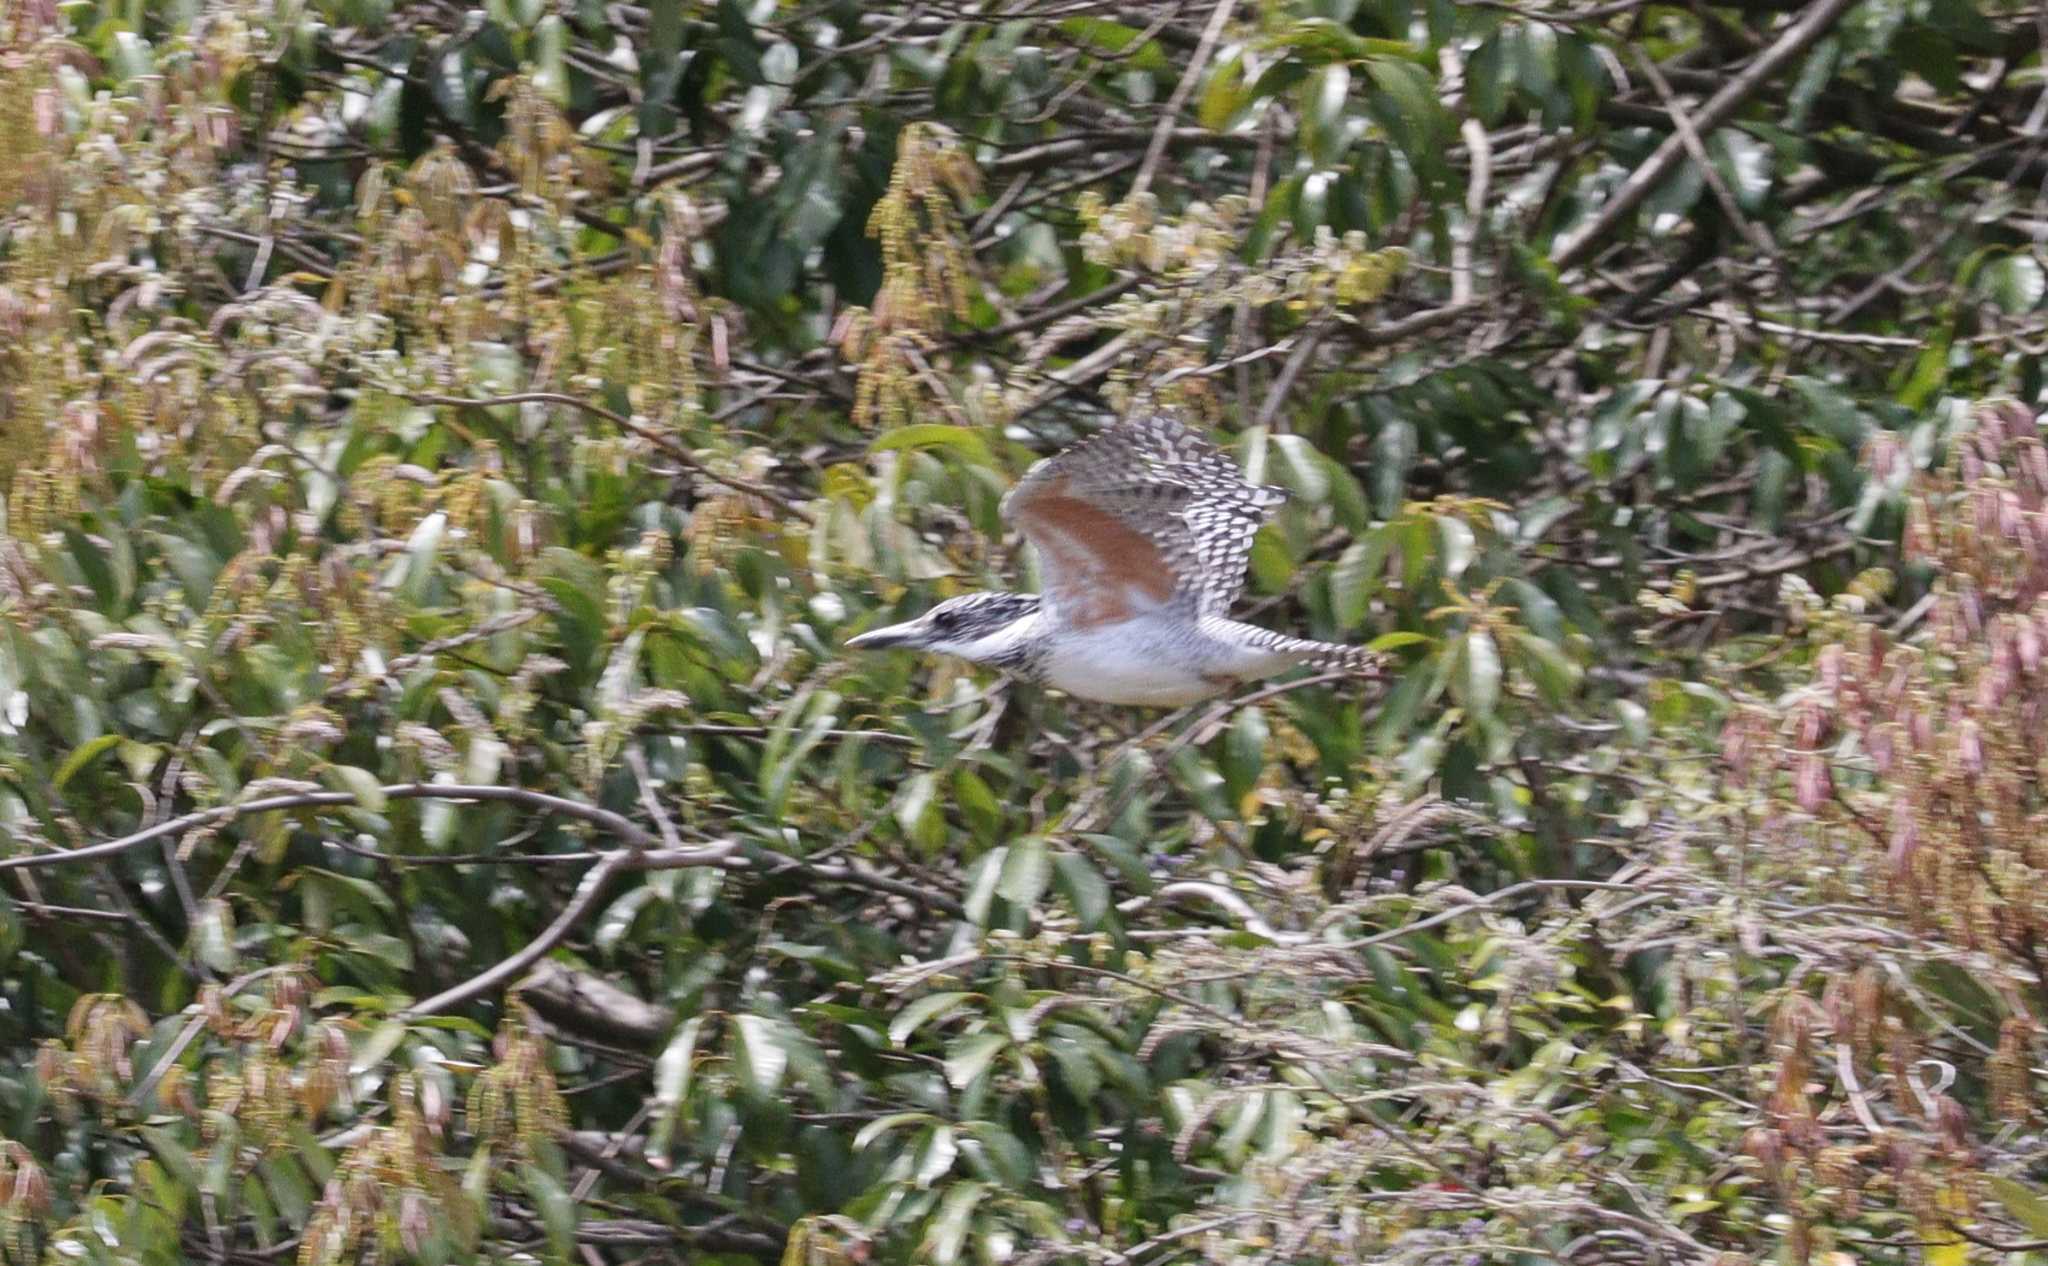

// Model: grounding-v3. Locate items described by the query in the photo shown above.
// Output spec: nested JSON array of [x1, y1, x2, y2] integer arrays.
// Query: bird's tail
[[1280, 637, 1384, 677], [1216, 620, 1383, 679]]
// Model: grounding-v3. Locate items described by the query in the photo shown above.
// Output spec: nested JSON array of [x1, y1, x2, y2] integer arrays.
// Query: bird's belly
[[1039, 626, 1228, 707]]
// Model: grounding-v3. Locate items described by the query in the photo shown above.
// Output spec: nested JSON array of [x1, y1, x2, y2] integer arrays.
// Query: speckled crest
[[1003, 412, 1285, 621]]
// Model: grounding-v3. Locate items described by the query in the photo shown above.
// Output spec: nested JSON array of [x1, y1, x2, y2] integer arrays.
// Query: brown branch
[[1550, 0, 1865, 269], [11, 778, 959, 1020], [405, 392, 815, 524], [1626, 47, 1779, 261], [1689, 538, 1858, 590], [1129, 0, 1241, 201], [966, 276, 1142, 343], [1339, 300, 1484, 346], [403, 849, 636, 1018], [986, 126, 1259, 174], [0, 782, 685, 872]]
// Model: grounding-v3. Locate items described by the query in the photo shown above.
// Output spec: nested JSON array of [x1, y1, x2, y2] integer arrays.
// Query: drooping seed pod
[[1795, 753, 1832, 813], [1959, 722, 1985, 777], [1744, 1127, 1787, 1191], [1818, 643, 1845, 694]]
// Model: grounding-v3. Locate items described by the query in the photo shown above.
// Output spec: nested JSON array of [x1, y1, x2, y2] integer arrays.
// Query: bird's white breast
[[1038, 616, 1228, 707]]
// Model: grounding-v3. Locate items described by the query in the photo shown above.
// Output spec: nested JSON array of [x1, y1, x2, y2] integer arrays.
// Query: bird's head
[[844, 592, 1040, 665]]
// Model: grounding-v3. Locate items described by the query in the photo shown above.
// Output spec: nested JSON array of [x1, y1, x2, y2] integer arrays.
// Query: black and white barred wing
[[1001, 413, 1285, 628]]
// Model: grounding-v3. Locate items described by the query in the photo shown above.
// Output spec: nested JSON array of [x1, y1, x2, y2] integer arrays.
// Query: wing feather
[[1001, 413, 1284, 626]]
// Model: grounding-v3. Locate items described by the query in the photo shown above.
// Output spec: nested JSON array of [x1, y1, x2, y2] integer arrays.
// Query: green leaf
[[1708, 129, 1772, 212], [890, 991, 976, 1046], [733, 1013, 790, 1095], [595, 883, 660, 956], [716, 0, 763, 85], [1368, 418, 1416, 519], [1514, 632, 1582, 706], [52, 733, 120, 791], [1270, 433, 1333, 502], [913, 1123, 960, 1188], [1398, 730, 1444, 793], [300, 867, 398, 915], [1365, 56, 1446, 179], [110, 31, 155, 85], [944, 1032, 1009, 1089], [383, 510, 447, 604], [1977, 254, 2046, 314], [1367, 630, 1434, 653], [870, 423, 996, 466], [532, 15, 568, 100], [894, 771, 939, 839], [195, 898, 237, 973], [350, 1020, 408, 1075], [653, 1016, 704, 1113], [323, 764, 387, 814], [1989, 1175, 2048, 1238], [1198, 51, 1251, 131], [919, 1180, 988, 1265], [1058, 17, 1169, 72], [1784, 38, 1839, 129], [522, 1163, 577, 1262], [1331, 533, 1389, 631], [1222, 706, 1268, 802], [141, 1126, 201, 1190], [64, 529, 118, 611], [1052, 852, 1112, 929], [963, 848, 1006, 925], [1302, 63, 1352, 165], [853, 1111, 936, 1152], [1467, 33, 1508, 125], [1436, 516, 1477, 580], [954, 768, 1003, 843], [998, 835, 1051, 909], [1459, 630, 1502, 721]]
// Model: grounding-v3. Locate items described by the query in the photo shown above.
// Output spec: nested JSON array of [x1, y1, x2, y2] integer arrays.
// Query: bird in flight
[[847, 412, 1381, 706]]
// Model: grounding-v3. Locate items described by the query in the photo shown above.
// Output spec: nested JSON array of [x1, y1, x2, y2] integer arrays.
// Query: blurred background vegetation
[[4, 0, 2048, 1261]]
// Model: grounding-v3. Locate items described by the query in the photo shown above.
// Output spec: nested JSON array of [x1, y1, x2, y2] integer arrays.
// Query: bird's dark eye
[[929, 608, 957, 632]]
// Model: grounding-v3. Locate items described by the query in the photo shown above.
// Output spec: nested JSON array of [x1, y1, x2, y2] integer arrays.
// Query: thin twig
[[0, 783, 695, 872], [1451, 118, 1492, 305], [405, 392, 814, 523], [1551, 0, 1865, 269], [1128, 0, 1241, 201]]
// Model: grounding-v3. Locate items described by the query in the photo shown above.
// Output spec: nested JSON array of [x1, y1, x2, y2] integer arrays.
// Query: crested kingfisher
[[847, 412, 1380, 707]]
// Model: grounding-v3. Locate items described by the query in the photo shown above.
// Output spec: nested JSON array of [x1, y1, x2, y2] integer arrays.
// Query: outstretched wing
[[1000, 413, 1285, 628]]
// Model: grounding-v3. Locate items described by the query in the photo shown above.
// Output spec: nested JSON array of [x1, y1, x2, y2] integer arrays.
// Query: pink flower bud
[[400, 1191, 431, 1254], [1890, 803, 1919, 873], [1976, 487, 2001, 538], [1934, 1094, 1971, 1150], [420, 1074, 447, 1131], [1795, 753, 1831, 812], [1818, 644, 1844, 694], [1796, 702, 1828, 750], [1721, 718, 1750, 784]]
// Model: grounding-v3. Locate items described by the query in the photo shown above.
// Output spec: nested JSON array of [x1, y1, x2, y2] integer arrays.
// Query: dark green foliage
[[3, 0, 2048, 1262]]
